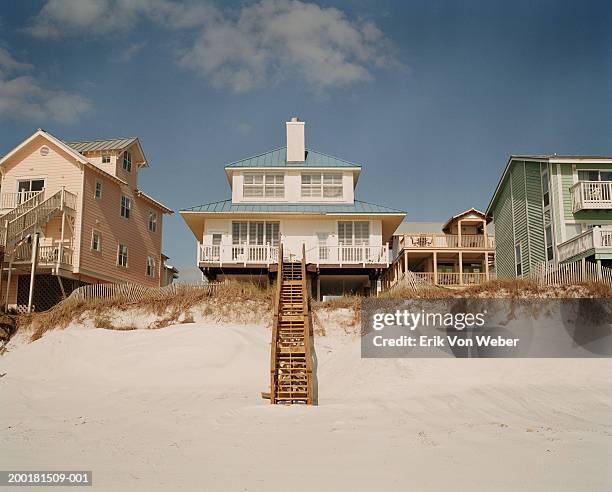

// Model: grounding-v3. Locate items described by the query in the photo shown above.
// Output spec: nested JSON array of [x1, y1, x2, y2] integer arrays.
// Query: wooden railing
[[0, 190, 44, 209], [533, 259, 612, 286], [13, 244, 74, 266], [571, 181, 612, 212], [400, 234, 495, 249], [199, 242, 389, 266], [557, 227, 612, 262]]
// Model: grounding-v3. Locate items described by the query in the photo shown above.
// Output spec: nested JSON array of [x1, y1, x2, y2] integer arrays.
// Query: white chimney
[[286, 117, 305, 162]]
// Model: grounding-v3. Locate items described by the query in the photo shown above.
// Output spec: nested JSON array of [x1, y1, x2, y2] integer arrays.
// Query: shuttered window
[[301, 173, 343, 198], [243, 173, 284, 198]]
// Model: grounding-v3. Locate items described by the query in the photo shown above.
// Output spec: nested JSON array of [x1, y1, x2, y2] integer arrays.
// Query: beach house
[[180, 118, 406, 297], [0, 129, 172, 311], [486, 155, 612, 277], [383, 208, 496, 288]]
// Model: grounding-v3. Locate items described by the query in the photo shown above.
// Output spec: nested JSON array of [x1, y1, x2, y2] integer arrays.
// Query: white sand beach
[[2, 322, 611, 491]]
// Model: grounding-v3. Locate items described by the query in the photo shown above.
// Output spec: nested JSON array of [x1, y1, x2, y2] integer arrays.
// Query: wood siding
[[78, 167, 163, 286]]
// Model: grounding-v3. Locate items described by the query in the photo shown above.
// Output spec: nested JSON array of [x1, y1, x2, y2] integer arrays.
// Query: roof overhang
[[487, 155, 612, 217], [179, 209, 404, 243], [136, 190, 173, 214]]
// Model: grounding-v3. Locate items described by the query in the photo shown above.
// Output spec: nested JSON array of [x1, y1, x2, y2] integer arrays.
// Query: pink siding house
[[0, 129, 172, 311]]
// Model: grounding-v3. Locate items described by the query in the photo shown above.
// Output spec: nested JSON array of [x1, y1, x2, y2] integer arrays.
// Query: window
[[148, 211, 157, 232], [102, 155, 111, 164], [123, 151, 132, 172], [545, 225, 554, 262], [338, 221, 370, 245], [301, 173, 343, 198], [117, 243, 128, 267], [91, 230, 101, 252], [120, 195, 131, 219], [243, 173, 284, 198], [94, 180, 102, 200], [17, 179, 45, 204], [515, 243, 522, 276], [232, 221, 279, 246], [146, 256, 155, 277], [578, 170, 612, 182], [541, 168, 550, 208]]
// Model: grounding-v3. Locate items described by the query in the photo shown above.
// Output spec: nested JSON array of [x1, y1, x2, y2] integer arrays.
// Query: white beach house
[[180, 118, 406, 297]]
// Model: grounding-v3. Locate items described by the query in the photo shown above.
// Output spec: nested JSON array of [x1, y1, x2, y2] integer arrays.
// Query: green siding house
[[486, 155, 612, 278]]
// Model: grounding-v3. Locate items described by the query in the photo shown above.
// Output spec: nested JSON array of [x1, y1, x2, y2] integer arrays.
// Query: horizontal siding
[[525, 162, 545, 269], [511, 162, 529, 274], [79, 168, 163, 286], [492, 179, 515, 277]]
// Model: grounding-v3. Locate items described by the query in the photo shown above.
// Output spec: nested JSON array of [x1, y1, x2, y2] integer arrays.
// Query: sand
[[2, 321, 611, 491]]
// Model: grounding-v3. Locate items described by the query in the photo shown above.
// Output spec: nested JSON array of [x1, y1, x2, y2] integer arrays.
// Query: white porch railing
[[557, 227, 612, 262], [571, 181, 612, 212], [13, 244, 74, 266], [199, 243, 390, 266], [400, 234, 495, 249], [0, 190, 44, 210]]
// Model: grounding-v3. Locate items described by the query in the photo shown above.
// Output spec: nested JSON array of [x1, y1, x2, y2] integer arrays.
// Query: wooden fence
[[67, 281, 224, 303], [532, 259, 612, 287]]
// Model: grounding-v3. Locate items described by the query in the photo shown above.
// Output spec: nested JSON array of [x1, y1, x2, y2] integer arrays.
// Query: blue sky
[[1, 0, 610, 278]]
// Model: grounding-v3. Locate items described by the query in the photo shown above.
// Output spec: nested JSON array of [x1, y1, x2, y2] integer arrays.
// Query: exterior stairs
[[0, 189, 76, 259], [267, 244, 314, 404]]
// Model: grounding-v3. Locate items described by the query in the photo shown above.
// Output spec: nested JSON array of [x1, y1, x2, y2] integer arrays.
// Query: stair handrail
[[0, 190, 46, 244], [3, 189, 75, 249], [269, 242, 284, 404], [301, 242, 314, 404]]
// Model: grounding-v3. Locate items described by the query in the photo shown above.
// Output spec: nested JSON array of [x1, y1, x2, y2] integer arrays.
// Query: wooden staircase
[[268, 244, 314, 404]]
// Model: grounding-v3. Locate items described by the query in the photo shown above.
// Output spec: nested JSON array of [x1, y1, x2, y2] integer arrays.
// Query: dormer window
[[301, 173, 343, 198], [123, 151, 132, 172], [102, 155, 111, 164], [243, 173, 284, 198]]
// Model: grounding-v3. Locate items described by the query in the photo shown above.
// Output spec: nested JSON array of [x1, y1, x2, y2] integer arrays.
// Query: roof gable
[[225, 147, 361, 169], [65, 137, 148, 167]]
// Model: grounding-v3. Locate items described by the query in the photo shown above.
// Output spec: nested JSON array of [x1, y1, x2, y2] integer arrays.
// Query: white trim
[[90, 229, 101, 252], [555, 163, 566, 243], [94, 179, 102, 200], [117, 243, 129, 268], [523, 161, 532, 273]]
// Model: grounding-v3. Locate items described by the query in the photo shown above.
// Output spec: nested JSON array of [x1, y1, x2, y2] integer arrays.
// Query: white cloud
[[180, 0, 399, 92], [26, 0, 215, 38], [0, 47, 90, 123], [112, 42, 146, 63], [26, 0, 400, 92]]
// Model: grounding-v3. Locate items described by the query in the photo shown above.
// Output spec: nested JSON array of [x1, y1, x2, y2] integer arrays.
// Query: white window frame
[[541, 167, 550, 209], [577, 169, 612, 182], [102, 155, 111, 164], [91, 229, 101, 252], [231, 220, 280, 247], [123, 151, 132, 172], [120, 195, 131, 219], [337, 221, 370, 246], [242, 173, 284, 199], [148, 210, 157, 232], [117, 243, 128, 268], [146, 256, 155, 277], [544, 225, 554, 263], [94, 180, 102, 200], [515, 242, 523, 277], [301, 173, 343, 199]]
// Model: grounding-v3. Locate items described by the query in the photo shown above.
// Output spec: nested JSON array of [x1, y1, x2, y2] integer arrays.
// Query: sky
[[1, 0, 610, 279]]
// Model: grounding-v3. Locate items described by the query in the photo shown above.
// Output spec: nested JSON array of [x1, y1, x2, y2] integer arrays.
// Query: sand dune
[[2, 322, 611, 491]]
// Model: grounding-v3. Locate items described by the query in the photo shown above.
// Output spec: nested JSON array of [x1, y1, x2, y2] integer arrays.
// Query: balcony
[[557, 227, 612, 262], [570, 181, 612, 212], [0, 190, 44, 210], [13, 244, 74, 267], [199, 243, 389, 267], [399, 234, 495, 250]]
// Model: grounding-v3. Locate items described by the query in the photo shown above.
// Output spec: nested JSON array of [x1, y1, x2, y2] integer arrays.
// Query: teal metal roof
[[181, 199, 404, 214], [65, 137, 138, 153], [225, 147, 360, 168]]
